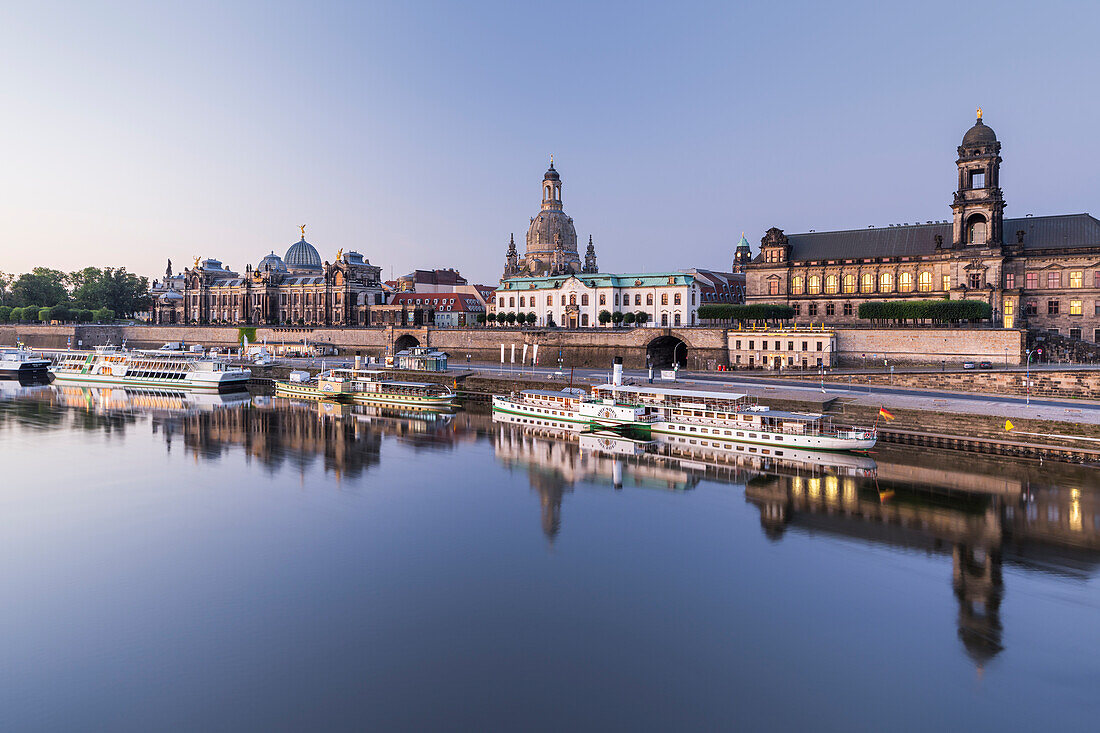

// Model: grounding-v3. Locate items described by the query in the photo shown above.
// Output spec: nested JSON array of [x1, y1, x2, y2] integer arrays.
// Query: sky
[[1, 0, 1098, 285]]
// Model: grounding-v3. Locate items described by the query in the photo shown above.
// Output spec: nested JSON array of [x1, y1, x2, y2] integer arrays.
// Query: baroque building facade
[[745, 112, 1100, 343], [152, 229, 384, 326]]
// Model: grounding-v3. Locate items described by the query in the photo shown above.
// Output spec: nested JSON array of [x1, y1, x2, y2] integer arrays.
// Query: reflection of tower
[[745, 477, 790, 541], [952, 544, 1004, 667], [528, 471, 567, 542]]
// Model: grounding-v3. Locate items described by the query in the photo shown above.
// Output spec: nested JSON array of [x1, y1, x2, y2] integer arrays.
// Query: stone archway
[[393, 334, 420, 352], [646, 335, 688, 369]]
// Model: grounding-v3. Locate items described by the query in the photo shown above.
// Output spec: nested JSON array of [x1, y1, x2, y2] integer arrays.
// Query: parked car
[[978, 361, 993, 369], [962, 361, 976, 369]]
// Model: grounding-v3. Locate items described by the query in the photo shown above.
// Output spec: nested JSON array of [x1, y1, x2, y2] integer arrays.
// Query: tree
[[505, 312, 517, 325], [476, 313, 487, 325], [38, 307, 53, 323], [486, 312, 497, 325], [526, 312, 537, 325], [0, 272, 13, 306], [11, 268, 67, 308], [623, 311, 636, 325], [93, 308, 116, 323], [635, 311, 650, 325], [0, 306, 10, 323], [611, 311, 624, 326], [598, 310, 612, 325], [70, 267, 151, 317]]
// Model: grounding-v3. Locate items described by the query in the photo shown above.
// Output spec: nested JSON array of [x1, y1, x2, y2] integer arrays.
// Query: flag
[[1005, 419, 1014, 431], [879, 407, 895, 421]]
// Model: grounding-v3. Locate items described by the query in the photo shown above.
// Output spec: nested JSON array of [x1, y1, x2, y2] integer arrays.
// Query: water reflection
[[2, 384, 1098, 679]]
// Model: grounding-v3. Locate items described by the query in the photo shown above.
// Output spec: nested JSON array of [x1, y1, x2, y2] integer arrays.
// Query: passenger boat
[[492, 359, 876, 452], [0, 346, 51, 377], [46, 346, 251, 391], [274, 368, 455, 410]]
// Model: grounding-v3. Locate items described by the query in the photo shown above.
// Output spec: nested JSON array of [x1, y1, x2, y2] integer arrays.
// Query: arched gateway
[[393, 334, 421, 352], [646, 335, 688, 369]]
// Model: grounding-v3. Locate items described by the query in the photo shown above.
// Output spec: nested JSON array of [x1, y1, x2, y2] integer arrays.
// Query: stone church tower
[[952, 109, 1005, 248], [503, 159, 593, 279]]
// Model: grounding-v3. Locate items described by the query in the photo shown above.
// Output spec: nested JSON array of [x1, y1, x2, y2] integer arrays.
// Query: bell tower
[[952, 109, 1004, 248], [542, 156, 562, 211]]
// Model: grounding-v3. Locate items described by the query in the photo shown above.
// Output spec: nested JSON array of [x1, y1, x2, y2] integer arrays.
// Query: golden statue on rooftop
[[336, 248, 344, 261], [299, 224, 306, 238], [193, 256, 200, 268], [977, 107, 983, 120]]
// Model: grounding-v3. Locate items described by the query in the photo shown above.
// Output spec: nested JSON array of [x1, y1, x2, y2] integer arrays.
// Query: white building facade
[[495, 272, 702, 328]]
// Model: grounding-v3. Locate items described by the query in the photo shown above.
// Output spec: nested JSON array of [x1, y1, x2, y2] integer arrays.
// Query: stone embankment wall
[[3, 324, 1024, 368], [809, 369, 1100, 400]]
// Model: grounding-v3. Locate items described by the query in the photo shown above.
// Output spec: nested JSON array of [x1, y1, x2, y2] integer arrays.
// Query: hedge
[[857, 299, 992, 324], [698, 304, 795, 322]]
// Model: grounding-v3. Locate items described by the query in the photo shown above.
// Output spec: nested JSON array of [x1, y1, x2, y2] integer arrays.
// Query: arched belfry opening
[[646, 335, 688, 369]]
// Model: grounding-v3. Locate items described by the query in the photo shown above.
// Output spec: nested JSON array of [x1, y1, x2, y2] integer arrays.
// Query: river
[[1, 382, 1097, 731]]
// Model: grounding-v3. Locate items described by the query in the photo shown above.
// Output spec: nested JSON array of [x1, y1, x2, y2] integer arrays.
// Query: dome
[[285, 237, 322, 271], [257, 251, 287, 272], [543, 163, 560, 181], [526, 209, 578, 256], [962, 118, 997, 147], [159, 290, 183, 302]]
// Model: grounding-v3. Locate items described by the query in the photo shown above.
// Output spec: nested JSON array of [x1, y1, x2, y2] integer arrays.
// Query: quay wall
[[806, 368, 1100, 400], [2, 324, 1024, 368]]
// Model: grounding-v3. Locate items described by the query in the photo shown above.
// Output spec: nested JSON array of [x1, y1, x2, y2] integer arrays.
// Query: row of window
[[504, 292, 693, 308], [734, 340, 827, 352], [1022, 300, 1099, 316], [792, 302, 852, 317], [1012, 271, 1100, 289], [788, 272, 960, 295]]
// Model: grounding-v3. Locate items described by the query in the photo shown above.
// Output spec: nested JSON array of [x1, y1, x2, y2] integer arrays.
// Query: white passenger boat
[[0, 346, 51, 377], [274, 368, 455, 410], [492, 358, 876, 452], [46, 346, 251, 391]]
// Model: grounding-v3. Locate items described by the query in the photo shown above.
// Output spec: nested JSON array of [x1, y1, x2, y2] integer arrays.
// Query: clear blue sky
[[2, 0, 1097, 284]]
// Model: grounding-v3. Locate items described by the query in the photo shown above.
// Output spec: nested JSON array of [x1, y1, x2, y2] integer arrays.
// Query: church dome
[[527, 209, 578, 255], [962, 117, 997, 147], [543, 163, 560, 181], [257, 251, 287, 272], [285, 237, 322, 271]]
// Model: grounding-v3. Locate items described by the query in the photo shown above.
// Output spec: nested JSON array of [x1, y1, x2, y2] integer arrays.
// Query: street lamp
[[674, 341, 686, 372]]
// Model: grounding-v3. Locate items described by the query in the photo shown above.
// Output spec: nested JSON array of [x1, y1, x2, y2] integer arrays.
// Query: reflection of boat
[[52, 384, 252, 413], [1, 346, 51, 377], [493, 359, 876, 452], [45, 346, 251, 391], [274, 368, 455, 410]]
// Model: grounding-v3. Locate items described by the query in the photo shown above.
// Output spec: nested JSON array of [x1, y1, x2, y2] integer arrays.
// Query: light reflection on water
[[0, 383, 1098, 732]]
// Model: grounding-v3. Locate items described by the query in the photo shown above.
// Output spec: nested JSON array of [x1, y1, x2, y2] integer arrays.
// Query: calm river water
[[1, 382, 1098, 731]]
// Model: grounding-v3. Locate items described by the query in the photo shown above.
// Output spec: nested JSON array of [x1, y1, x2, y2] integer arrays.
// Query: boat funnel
[[612, 356, 623, 387]]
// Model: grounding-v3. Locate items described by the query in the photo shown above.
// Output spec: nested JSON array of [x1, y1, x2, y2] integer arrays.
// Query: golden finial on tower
[[193, 256, 200, 268], [299, 224, 306, 238], [550, 153, 553, 166], [336, 248, 344, 261], [976, 107, 983, 120]]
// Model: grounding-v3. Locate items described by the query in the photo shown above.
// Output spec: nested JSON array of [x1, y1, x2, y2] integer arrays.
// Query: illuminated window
[[674, 293, 681, 305], [1069, 271, 1083, 288], [842, 274, 855, 294], [1004, 273, 1014, 289], [879, 272, 893, 292], [808, 276, 821, 294], [918, 272, 932, 292], [899, 272, 914, 292], [942, 274, 951, 291], [1070, 300, 1083, 315], [661, 293, 668, 305], [792, 276, 804, 294], [768, 280, 779, 295], [860, 273, 874, 293], [1003, 301, 1014, 316], [824, 275, 838, 294]]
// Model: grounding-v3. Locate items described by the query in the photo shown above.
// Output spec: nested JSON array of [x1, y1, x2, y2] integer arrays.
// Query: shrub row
[[697, 304, 795, 322], [0, 305, 116, 324], [857, 299, 992, 323]]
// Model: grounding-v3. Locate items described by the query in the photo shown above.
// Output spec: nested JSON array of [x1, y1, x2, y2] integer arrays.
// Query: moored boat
[[0, 346, 51, 377], [46, 346, 251, 391], [274, 368, 455, 410]]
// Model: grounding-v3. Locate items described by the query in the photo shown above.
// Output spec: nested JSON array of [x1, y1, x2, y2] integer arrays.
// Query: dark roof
[[774, 214, 1100, 262], [962, 118, 997, 146]]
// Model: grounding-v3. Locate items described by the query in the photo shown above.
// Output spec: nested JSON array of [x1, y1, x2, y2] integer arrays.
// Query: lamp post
[[1025, 348, 1035, 406], [674, 341, 686, 373]]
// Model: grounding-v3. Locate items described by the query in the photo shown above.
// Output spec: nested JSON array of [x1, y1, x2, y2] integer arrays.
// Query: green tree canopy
[[70, 267, 150, 317], [10, 268, 68, 308]]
